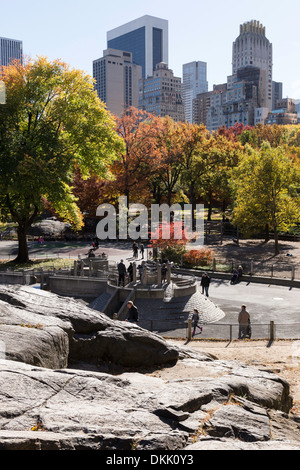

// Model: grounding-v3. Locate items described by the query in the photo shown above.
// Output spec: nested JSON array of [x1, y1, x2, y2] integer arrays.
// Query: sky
[[1, 0, 300, 99]]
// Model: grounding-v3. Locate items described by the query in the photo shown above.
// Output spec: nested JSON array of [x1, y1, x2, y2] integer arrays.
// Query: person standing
[[118, 259, 126, 287], [201, 273, 211, 297], [140, 243, 145, 259], [127, 262, 133, 282], [238, 305, 250, 339], [132, 242, 138, 259]]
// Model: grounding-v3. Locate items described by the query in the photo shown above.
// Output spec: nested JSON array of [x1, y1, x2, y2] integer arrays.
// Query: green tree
[[177, 122, 209, 227], [0, 57, 124, 262], [232, 142, 300, 255]]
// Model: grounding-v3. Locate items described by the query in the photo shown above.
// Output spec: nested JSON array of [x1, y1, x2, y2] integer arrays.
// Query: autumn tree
[[0, 57, 124, 262], [72, 169, 108, 219], [106, 107, 159, 208], [238, 123, 289, 149], [231, 142, 300, 255], [178, 127, 243, 223], [150, 221, 189, 264], [197, 133, 243, 220], [147, 116, 185, 206], [177, 122, 209, 227]]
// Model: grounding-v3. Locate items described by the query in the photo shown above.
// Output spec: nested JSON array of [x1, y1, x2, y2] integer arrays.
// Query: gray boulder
[[0, 284, 299, 450], [0, 285, 179, 369], [0, 356, 299, 451]]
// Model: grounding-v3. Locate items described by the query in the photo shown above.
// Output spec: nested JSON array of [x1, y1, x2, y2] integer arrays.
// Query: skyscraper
[[93, 49, 142, 117], [0, 36, 23, 67], [272, 81, 283, 110], [232, 20, 273, 110], [182, 61, 208, 123], [107, 15, 168, 79], [139, 62, 185, 122]]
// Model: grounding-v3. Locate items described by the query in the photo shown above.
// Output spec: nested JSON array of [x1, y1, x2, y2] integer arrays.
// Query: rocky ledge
[[0, 285, 299, 450]]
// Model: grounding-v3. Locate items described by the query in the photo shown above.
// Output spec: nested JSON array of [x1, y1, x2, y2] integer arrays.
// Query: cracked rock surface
[[0, 285, 299, 450]]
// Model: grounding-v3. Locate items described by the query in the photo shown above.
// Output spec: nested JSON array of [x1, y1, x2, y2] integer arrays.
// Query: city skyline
[[1, 0, 299, 99]]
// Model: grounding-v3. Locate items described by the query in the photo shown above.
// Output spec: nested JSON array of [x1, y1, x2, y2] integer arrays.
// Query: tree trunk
[[264, 223, 270, 243], [207, 202, 212, 221], [15, 223, 30, 263], [274, 227, 280, 255], [207, 189, 213, 221], [167, 188, 172, 207], [189, 182, 196, 230], [222, 199, 227, 222]]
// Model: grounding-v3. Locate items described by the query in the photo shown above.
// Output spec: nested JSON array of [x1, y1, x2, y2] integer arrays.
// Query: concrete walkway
[[0, 240, 136, 265], [1, 240, 299, 339]]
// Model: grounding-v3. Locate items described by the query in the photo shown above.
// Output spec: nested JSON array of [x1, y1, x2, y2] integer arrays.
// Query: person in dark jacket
[[127, 262, 133, 282], [118, 259, 126, 287], [200, 273, 211, 297], [192, 309, 203, 337], [126, 301, 139, 324]]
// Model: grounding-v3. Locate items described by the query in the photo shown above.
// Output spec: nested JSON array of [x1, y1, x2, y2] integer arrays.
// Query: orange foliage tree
[[106, 107, 160, 208]]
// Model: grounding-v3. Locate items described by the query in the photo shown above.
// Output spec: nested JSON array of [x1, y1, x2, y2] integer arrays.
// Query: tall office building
[[0, 36, 23, 67], [139, 62, 185, 122], [232, 20, 273, 110], [93, 49, 142, 117], [182, 61, 208, 123], [272, 81, 283, 110], [193, 84, 227, 128], [107, 15, 168, 79]]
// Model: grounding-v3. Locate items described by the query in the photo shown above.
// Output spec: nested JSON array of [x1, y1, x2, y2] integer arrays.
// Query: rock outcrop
[[0, 285, 179, 369], [0, 285, 299, 450]]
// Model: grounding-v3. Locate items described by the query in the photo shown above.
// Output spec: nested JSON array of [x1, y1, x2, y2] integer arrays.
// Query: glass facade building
[[107, 15, 168, 79], [108, 27, 146, 78], [182, 61, 208, 123], [0, 36, 23, 67]]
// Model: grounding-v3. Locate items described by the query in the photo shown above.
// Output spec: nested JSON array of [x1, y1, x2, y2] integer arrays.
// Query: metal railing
[[138, 319, 300, 341], [182, 258, 299, 281]]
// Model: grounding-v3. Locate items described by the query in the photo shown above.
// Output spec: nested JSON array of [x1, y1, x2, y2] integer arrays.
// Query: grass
[[0, 258, 74, 272], [182, 262, 232, 273]]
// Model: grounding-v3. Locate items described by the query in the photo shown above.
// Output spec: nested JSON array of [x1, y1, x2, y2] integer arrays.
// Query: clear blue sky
[[1, 0, 299, 99]]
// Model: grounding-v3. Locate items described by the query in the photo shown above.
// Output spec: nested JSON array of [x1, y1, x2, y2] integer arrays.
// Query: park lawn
[[0, 258, 74, 272]]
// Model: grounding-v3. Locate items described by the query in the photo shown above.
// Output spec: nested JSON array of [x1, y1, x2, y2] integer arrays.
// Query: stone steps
[[89, 291, 113, 313]]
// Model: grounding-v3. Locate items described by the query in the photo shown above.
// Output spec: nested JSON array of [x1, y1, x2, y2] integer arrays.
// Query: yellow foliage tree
[[232, 142, 300, 255]]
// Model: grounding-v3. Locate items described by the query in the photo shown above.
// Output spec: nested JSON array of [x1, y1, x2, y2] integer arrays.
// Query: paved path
[[1, 240, 299, 339], [200, 279, 300, 340], [0, 240, 136, 264]]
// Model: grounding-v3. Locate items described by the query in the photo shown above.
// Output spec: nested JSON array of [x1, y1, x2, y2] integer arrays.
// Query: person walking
[[161, 263, 167, 283], [126, 301, 139, 324], [118, 259, 127, 287], [238, 305, 250, 339], [201, 273, 211, 297], [192, 309, 203, 337], [140, 243, 145, 259], [132, 242, 138, 259]]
